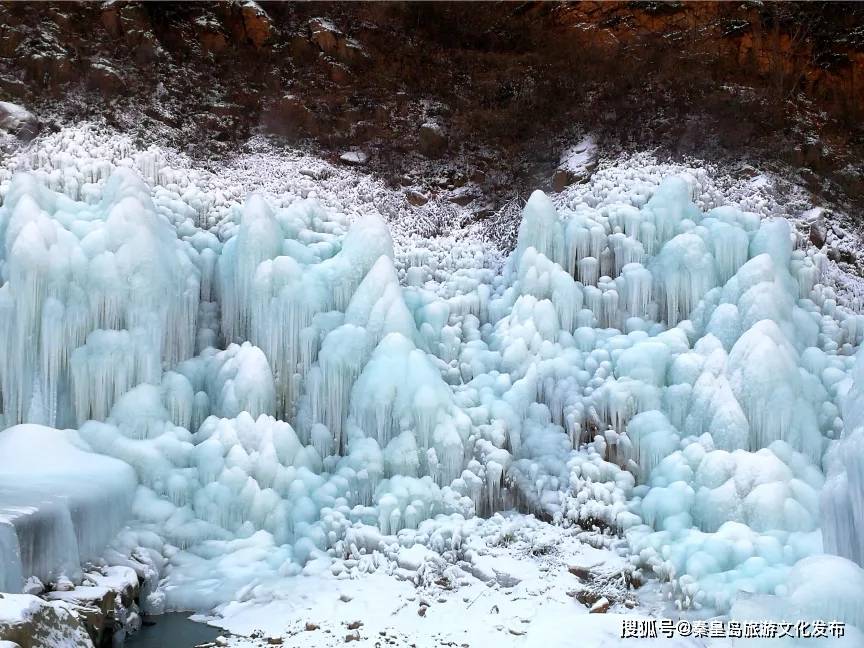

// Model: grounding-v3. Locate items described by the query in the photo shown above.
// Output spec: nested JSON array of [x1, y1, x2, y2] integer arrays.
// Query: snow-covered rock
[[339, 150, 368, 165], [0, 102, 38, 142], [0, 594, 93, 648]]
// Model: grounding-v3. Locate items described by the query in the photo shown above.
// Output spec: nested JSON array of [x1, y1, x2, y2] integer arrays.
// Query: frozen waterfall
[[1, 160, 863, 632]]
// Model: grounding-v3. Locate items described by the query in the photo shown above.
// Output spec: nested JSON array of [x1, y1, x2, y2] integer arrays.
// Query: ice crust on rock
[[1, 131, 864, 634]]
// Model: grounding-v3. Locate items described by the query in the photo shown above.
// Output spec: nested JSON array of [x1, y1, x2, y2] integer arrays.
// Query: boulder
[[0, 102, 39, 141], [197, 17, 229, 54], [241, 2, 273, 49], [405, 189, 429, 206], [0, 594, 94, 648], [309, 18, 367, 65], [87, 63, 126, 95], [448, 186, 479, 206], [46, 587, 115, 645], [828, 245, 856, 264], [589, 597, 610, 613], [263, 94, 319, 138], [339, 150, 368, 166], [809, 219, 827, 248], [553, 136, 598, 191], [419, 122, 447, 157], [567, 564, 594, 580]]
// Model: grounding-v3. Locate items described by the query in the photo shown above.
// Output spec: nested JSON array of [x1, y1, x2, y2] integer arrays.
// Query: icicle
[[579, 256, 599, 286]]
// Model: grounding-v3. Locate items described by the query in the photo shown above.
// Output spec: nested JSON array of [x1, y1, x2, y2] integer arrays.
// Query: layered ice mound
[[0, 424, 136, 592], [1, 160, 863, 630]]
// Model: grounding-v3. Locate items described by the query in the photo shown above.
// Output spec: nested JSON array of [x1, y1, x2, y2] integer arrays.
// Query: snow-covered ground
[[204, 516, 724, 648], [2, 119, 864, 648]]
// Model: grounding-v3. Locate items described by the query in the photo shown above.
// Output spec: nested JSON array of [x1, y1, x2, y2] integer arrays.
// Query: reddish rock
[[241, 2, 273, 49], [309, 17, 367, 65], [405, 189, 429, 206], [810, 219, 827, 248], [567, 565, 593, 580], [100, 5, 122, 38], [263, 94, 318, 138], [87, 63, 126, 95], [589, 597, 610, 614], [310, 17, 342, 56], [201, 31, 228, 54], [552, 169, 572, 193], [324, 58, 352, 85]]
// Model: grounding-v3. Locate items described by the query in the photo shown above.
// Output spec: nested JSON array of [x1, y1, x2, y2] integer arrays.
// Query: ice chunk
[[0, 424, 136, 590]]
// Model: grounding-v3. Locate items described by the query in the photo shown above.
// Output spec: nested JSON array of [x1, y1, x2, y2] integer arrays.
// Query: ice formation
[[1, 133, 864, 635], [0, 424, 136, 592], [0, 170, 199, 428]]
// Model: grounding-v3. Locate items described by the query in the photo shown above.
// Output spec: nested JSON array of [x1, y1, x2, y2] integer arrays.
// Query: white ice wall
[[1, 145, 863, 626]]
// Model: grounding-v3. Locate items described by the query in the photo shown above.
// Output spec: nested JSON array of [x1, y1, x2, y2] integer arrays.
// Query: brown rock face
[[309, 18, 341, 57], [241, 2, 272, 49], [552, 169, 571, 193], [308, 17, 367, 65], [0, 1, 862, 217], [87, 63, 126, 96], [262, 94, 319, 138]]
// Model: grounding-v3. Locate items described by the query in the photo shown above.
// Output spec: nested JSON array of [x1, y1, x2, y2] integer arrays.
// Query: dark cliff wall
[[1, 1, 862, 207]]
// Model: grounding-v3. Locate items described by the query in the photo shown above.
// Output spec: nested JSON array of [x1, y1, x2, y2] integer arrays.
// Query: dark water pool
[[125, 612, 222, 648]]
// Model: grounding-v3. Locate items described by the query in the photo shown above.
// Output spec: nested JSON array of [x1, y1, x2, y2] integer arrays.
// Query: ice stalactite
[[70, 329, 160, 425], [726, 320, 822, 463], [821, 346, 864, 567], [217, 194, 283, 345], [651, 232, 718, 326], [307, 325, 369, 455], [496, 172, 864, 614], [822, 427, 864, 566], [217, 197, 394, 420], [513, 190, 565, 270], [704, 216, 750, 284], [346, 332, 469, 484], [0, 170, 200, 428]]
